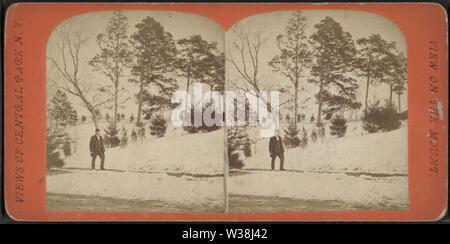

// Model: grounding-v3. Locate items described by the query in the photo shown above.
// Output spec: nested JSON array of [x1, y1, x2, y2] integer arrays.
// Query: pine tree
[[49, 90, 78, 131], [130, 16, 178, 126], [329, 115, 348, 137], [362, 100, 401, 133], [176, 35, 219, 119], [309, 17, 361, 126], [269, 10, 312, 126], [283, 123, 301, 148], [89, 11, 133, 128], [227, 127, 253, 168], [46, 129, 65, 169], [104, 121, 121, 147], [379, 52, 407, 106], [355, 34, 397, 110], [380, 102, 402, 131], [149, 115, 168, 138], [120, 127, 128, 148]]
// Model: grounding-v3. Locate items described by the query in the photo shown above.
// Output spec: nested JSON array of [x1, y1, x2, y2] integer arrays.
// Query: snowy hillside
[[63, 122, 225, 174], [243, 122, 408, 175]]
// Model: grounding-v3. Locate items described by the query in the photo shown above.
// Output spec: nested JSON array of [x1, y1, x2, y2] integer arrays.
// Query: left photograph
[[45, 10, 226, 212]]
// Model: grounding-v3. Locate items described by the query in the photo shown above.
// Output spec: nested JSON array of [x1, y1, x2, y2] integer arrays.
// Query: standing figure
[[269, 129, 285, 171], [90, 129, 105, 170]]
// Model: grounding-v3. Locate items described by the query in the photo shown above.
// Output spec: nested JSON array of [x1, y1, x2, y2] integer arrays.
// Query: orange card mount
[[3, 2, 448, 221]]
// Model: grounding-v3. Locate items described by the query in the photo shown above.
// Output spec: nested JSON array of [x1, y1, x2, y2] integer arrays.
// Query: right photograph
[[225, 10, 409, 212]]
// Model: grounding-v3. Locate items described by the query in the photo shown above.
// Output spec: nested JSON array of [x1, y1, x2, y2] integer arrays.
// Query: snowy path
[[229, 170, 409, 211], [47, 168, 408, 212], [46, 168, 225, 212]]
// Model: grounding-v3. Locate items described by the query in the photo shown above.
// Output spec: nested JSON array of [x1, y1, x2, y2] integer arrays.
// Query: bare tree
[[227, 25, 268, 96], [227, 24, 296, 119], [47, 24, 111, 129]]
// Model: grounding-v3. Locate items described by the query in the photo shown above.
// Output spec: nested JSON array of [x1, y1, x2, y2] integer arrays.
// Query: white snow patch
[[47, 169, 224, 206]]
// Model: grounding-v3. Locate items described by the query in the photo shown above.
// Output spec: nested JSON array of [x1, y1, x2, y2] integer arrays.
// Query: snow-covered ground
[[244, 122, 408, 175], [47, 122, 226, 211], [229, 171, 408, 209], [47, 120, 409, 211], [229, 121, 409, 210], [47, 169, 224, 208]]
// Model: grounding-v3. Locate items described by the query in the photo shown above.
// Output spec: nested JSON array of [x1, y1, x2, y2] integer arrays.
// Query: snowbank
[[244, 125, 408, 175]]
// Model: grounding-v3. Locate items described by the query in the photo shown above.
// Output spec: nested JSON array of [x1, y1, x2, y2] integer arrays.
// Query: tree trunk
[[294, 84, 298, 126], [316, 78, 324, 127], [114, 85, 118, 127], [389, 84, 393, 106], [184, 59, 192, 127], [223, 131, 229, 213], [93, 117, 99, 130], [398, 93, 401, 112], [364, 58, 371, 111], [136, 77, 144, 126]]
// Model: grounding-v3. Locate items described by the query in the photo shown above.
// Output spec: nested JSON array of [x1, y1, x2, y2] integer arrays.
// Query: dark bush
[[104, 122, 121, 147], [183, 106, 222, 133], [46, 130, 65, 168], [362, 101, 402, 133], [283, 123, 301, 148], [149, 115, 168, 138], [329, 115, 348, 137], [398, 110, 408, 121], [227, 127, 252, 169]]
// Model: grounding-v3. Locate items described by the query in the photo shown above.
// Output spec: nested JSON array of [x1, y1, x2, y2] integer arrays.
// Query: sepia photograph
[[45, 10, 226, 212], [3, 1, 448, 224], [225, 10, 409, 212], [45, 8, 409, 213]]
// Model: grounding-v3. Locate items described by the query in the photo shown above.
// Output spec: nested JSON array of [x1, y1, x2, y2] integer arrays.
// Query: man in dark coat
[[90, 129, 105, 170], [269, 129, 285, 171]]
